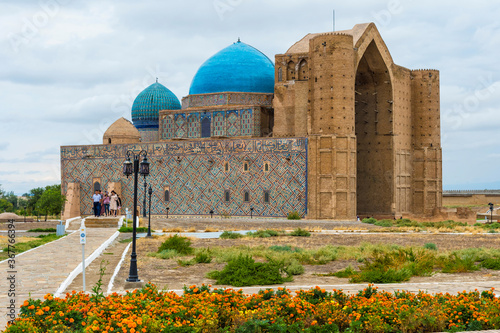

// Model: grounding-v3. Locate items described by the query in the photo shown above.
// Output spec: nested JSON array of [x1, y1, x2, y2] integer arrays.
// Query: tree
[[0, 198, 13, 212], [36, 185, 65, 221], [27, 187, 45, 217]]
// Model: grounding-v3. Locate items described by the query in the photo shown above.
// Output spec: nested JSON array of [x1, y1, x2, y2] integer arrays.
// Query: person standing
[[110, 191, 118, 217], [92, 190, 101, 217], [116, 193, 122, 216], [103, 191, 110, 216], [97, 190, 103, 217]]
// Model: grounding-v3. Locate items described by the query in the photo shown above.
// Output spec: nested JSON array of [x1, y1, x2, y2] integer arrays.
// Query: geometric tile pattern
[[241, 110, 252, 136], [182, 92, 273, 109], [213, 112, 225, 136], [61, 137, 308, 218], [161, 115, 174, 140], [174, 115, 186, 138], [187, 114, 199, 138], [226, 111, 239, 137], [160, 108, 257, 140]]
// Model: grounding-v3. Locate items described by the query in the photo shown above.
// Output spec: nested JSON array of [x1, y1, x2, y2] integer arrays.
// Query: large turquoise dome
[[132, 82, 181, 129], [189, 40, 275, 95]]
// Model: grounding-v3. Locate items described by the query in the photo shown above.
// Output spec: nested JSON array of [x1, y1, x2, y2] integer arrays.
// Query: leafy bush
[[333, 265, 357, 278], [290, 227, 311, 237], [148, 249, 180, 260], [481, 258, 500, 270], [207, 254, 292, 286], [362, 217, 377, 224], [287, 210, 301, 220], [118, 226, 149, 233], [268, 245, 302, 253], [246, 229, 280, 238], [374, 219, 394, 227], [424, 243, 438, 251], [219, 231, 243, 239], [441, 253, 479, 273], [158, 235, 194, 255], [194, 249, 213, 264], [348, 248, 435, 283], [285, 259, 305, 275]]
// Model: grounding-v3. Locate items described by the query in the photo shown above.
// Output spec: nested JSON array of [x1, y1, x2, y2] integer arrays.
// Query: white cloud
[[0, 0, 499, 193]]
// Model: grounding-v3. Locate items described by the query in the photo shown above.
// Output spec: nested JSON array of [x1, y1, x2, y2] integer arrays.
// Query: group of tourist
[[92, 190, 122, 217]]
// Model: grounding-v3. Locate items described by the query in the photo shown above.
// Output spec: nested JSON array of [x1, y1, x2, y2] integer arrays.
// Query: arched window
[[298, 59, 308, 81], [264, 191, 270, 203], [244, 191, 250, 202], [224, 190, 230, 202], [278, 67, 283, 82], [108, 138, 111, 144], [164, 190, 170, 202], [287, 61, 295, 80], [201, 116, 211, 138], [93, 182, 101, 191]]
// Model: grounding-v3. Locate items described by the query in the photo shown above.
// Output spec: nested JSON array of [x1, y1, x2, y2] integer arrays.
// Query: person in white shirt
[[92, 190, 102, 217]]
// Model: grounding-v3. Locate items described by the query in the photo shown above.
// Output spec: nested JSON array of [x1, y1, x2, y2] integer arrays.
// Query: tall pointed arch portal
[[355, 41, 395, 216]]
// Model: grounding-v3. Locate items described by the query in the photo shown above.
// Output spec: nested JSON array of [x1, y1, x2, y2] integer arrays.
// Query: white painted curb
[[106, 242, 131, 295], [65, 216, 81, 230], [54, 230, 120, 297]]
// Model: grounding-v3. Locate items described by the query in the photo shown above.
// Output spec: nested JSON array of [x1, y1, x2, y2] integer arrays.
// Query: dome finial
[[237, 37, 240, 43], [156, 77, 158, 83]]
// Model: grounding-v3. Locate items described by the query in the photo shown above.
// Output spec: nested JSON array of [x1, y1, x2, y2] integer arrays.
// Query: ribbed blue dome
[[189, 41, 275, 95], [132, 82, 181, 129]]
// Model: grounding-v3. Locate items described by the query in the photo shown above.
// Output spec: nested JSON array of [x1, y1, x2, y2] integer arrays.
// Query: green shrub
[[158, 235, 194, 255], [481, 258, 500, 270], [333, 265, 357, 278], [194, 249, 213, 264], [268, 245, 302, 253], [118, 226, 149, 233], [348, 248, 435, 283], [219, 231, 244, 239], [440, 253, 479, 273], [285, 259, 305, 275], [246, 229, 280, 238], [290, 228, 311, 237], [207, 254, 292, 286], [424, 243, 438, 251], [374, 219, 394, 227], [148, 249, 179, 259], [287, 210, 301, 220], [362, 217, 377, 224]]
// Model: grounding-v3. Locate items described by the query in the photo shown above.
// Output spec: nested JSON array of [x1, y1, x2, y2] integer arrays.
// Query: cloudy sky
[[0, 0, 499, 194]]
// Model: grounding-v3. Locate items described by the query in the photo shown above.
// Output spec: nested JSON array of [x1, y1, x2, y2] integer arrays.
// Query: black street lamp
[[210, 210, 214, 218], [166, 207, 169, 218], [250, 207, 254, 219], [489, 203, 494, 223], [146, 185, 153, 238], [142, 179, 147, 218], [123, 150, 150, 282]]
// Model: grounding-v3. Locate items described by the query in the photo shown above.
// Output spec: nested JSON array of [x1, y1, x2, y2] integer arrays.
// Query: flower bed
[[4, 284, 500, 332]]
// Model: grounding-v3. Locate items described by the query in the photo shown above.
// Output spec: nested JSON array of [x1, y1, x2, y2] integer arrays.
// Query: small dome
[[0, 212, 20, 220], [189, 40, 275, 95], [132, 82, 181, 129], [103, 117, 141, 144]]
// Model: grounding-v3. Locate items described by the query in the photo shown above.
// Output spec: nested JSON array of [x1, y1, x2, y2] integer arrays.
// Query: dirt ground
[[104, 230, 500, 293]]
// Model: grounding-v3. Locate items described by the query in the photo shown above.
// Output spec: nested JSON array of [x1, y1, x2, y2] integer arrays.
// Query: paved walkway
[[0, 227, 117, 330]]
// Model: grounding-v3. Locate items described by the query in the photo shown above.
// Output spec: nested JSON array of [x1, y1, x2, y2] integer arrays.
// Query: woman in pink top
[[102, 192, 111, 216]]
